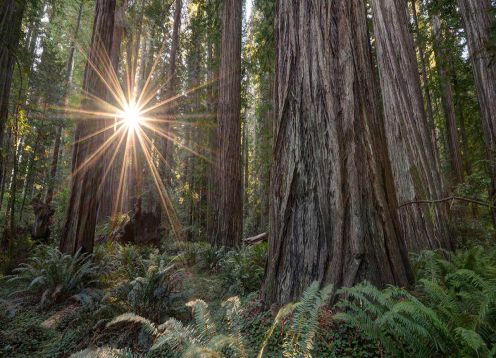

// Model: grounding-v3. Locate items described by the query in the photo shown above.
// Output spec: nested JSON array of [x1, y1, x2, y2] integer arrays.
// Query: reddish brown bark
[[213, 0, 243, 247], [458, 0, 496, 225], [60, 0, 116, 254], [0, 0, 26, 190], [432, 14, 464, 185], [370, 0, 451, 252], [264, 0, 411, 305]]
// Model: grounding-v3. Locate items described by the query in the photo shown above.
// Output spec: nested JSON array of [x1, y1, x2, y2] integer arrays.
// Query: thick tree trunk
[[432, 14, 464, 185], [458, 0, 496, 225], [214, 0, 243, 247], [264, 0, 411, 305], [0, 0, 26, 193], [59, 0, 116, 255], [370, 0, 451, 252], [96, 0, 127, 221]]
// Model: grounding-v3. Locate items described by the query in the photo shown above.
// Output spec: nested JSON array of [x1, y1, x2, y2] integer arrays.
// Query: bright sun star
[[120, 104, 142, 131]]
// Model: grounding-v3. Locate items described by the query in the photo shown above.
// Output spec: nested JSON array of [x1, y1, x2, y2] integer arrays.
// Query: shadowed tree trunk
[[458, 0, 496, 225], [96, 0, 127, 222], [0, 0, 26, 192], [214, 0, 242, 247], [264, 0, 412, 305], [411, 0, 440, 171], [432, 14, 464, 185], [369, 0, 451, 252], [59, 0, 116, 255]]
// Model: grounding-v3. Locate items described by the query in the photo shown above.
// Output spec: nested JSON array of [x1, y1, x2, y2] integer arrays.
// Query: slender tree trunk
[[44, 125, 62, 206], [214, 0, 243, 247], [370, 0, 451, 252], [0, 0, 26, 194], [206, 37, 219, 242], [161, 0, 182, 176], [59, 0, 116, 255], [264, 0, 412, 305], [432, 14, 464, 185], [411, 0, 440, 167], [19, 123, 44, 220], [458, 0, 496, 225]]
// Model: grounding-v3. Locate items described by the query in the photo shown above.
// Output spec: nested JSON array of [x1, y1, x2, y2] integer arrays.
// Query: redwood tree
[[214, 0, 242, 247], [370, 0, 451, 252], [0, 0, 26, 190], [458, 0, 496, 225], [60, 0, 116, 254], [264, 0, 411, 305]]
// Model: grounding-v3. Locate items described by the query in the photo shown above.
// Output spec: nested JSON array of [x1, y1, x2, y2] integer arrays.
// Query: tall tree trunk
[[161, 0, 182, 175], [97, 0, 127, 221], [45, 125, 62, 206], [458, 0, 496, 225], [0, 0, 26, 194], [264, 0, 412, 305], [214, 0, 243, 247], [369, 0, 451, 252], [59, 0, 116, 255], [432, 14, 464, 185], [411, 0, 439, 167]]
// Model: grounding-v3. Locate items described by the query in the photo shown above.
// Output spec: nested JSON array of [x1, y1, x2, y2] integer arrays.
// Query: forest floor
[[0, 240, 378, 357]]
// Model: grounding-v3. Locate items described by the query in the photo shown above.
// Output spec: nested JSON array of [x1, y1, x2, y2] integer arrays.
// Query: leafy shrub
[[219, 243, 267, 295], [4, 246, 101, 307]]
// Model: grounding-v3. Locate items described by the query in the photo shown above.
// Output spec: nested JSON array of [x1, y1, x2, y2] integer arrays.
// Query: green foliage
[[108, 297, 248, 357], [218, 243, 267, 295], [337, 246, 496, 357], [4, 246, 100, 307], [116, 259, 188, 323], [259, 282, 332, 358]]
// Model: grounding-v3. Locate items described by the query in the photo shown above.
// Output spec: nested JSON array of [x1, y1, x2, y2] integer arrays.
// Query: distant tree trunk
[[44, 125, 62, 206], [264, 0, 412, 305], [59, 0, 116, 255], [161, 0, 182, 174], [206, 37, 219, 242], [370, 0, 451, 252], [432, 14, 464, 185], [458, 0, 496, 225], [0, 0, 26, 194], [214, 0, 242, 247], [411, 0, 440, 168], [67, 0, 84, 86]]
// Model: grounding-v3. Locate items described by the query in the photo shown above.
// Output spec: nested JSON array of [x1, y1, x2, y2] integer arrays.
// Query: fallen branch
[[399, 196, 494, 209], [243, 232, 267, 245]]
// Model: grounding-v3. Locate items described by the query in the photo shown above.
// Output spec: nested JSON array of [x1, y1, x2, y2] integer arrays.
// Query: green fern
[[5, 246, 100, 307], [258, 281, 332, 358], [337, 246, 496, 357]]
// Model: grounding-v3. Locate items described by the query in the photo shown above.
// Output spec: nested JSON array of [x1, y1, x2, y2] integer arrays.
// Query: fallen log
[[243, 232, 267, 245]]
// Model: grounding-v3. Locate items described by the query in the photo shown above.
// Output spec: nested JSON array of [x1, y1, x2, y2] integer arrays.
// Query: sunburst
[[56, 36, 216, 240]]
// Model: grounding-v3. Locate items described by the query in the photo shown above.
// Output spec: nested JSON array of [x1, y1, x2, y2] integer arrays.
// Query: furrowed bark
[[264, 0, 411, 305], [214, 0, 243, 247], [432, 14, 464, 185], [60, 0, 116, 255], [0, 0, 26, 193], [370, 0, 452, 252], [458, 0, 496, 225]]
